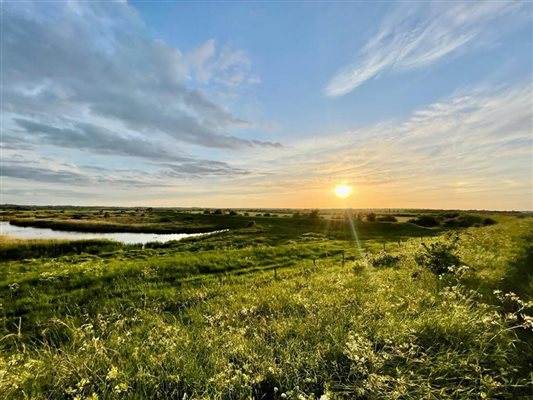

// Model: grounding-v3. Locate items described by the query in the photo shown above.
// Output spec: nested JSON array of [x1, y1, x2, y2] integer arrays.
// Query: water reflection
[[0, 221, 224, 245]]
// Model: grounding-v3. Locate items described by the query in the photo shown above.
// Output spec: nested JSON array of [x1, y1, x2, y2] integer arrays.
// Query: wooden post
[[313, 259, 317, 268], [382, 243, 386, 252], [274, 268, 277, 279], [342, 250, 345, 268]]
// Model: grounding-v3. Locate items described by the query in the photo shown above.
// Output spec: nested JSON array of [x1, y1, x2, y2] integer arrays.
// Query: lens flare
[[334, 184, 353, 199]]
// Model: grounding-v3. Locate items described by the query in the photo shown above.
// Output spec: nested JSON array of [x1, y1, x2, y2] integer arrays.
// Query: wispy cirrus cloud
[[324, 1, 528, 97], [233, 82, 532, 209]]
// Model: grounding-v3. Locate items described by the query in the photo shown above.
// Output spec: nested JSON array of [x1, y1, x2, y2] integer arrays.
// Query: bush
[[483, 217, 497, 226], [213, 209, 223, 215], [456, 214, 483, 227], [203, 209, 211, 215], [229, 210, 238, 216], [366, 212, 376, 222], [308, 209, 320, 219], [409, 215, 440, 227], [440, 212, 459, 219], [377, 215, 397, 222], [369, 251, 401, 267], [415, 236, 462, 275]]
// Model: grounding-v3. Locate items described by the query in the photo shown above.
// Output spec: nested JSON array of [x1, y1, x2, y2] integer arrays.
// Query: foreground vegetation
[[1, 207, 532, 399]]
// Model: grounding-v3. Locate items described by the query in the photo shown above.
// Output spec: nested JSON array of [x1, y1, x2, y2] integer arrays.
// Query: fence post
[[342, 250, 345, 268]]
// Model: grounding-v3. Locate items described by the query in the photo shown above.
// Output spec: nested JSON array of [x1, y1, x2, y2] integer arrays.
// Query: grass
[[0, 208, 532, 399], [0, 236, 123, 261]]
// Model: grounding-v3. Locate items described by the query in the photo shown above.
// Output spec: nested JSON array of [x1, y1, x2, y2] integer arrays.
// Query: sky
[[1, 0, 532, 210]]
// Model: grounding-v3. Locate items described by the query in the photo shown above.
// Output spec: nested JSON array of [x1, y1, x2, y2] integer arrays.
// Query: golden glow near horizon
[[334, 184, 353, 199]]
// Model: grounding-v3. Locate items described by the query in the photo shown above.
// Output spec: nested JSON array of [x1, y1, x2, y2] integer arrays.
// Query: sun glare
[[334, 184, 353, 199]]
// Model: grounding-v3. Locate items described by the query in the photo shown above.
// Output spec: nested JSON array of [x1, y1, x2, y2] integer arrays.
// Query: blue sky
[[1, 1, 532, 209]]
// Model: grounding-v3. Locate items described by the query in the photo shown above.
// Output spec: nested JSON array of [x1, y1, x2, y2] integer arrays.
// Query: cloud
[[13, 118, 192, 162], [230, 82, 532, 209], [324, 1, 528, 97], [2, 158, 247, 188], [2, 165, 91, 185], [1, 1, 272, 151], [186, 40, 260, 87]]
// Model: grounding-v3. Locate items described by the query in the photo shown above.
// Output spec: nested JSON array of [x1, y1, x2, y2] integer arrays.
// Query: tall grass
[[0, 236, 122, 261], [0, 217, 531, 399]]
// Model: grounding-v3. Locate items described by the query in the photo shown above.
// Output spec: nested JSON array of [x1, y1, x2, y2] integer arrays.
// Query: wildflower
[[106, 366, 119, 381], [114, 382, 129, 393]]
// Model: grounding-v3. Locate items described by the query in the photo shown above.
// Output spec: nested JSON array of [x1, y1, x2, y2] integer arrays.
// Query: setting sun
[[334, 184, 353, 199]]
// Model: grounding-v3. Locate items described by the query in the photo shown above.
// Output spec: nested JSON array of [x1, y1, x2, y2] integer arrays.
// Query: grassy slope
[[0, 216, 532, 399]]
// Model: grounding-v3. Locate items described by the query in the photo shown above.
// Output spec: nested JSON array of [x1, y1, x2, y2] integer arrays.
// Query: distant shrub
[[292, 211, 301, 218], [442, 214, 485, 228], [483, 217, 497, 226], [356, 212, 364, 221], [409, 215, 440, 227], [229, 210, 238, 216], [415, 236, 462, 275], [244, 212, 249, 216], [440, 212, 460, 219], [377, 215, 397, 222], [369, 251, 401, 268], [456, 214, 483, 227], [203, 209, 210, 214], [308, 209, 320, 219], [246, 221, 256, 228], [158, 217, 172, 222], [366, 212, 376, 222], [263, 213, 271, 217], [213, 209, 223, 215]]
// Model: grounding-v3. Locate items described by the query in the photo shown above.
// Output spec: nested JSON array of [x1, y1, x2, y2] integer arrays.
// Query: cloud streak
[[231, 83, 532, 209], [324, 1, 527, 97]]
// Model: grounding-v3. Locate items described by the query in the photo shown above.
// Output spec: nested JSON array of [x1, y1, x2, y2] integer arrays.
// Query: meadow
[[0, 207, 532, 399]]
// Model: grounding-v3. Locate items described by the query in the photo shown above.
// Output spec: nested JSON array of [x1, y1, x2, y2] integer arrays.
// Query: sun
[[334, 184, 353, 199]]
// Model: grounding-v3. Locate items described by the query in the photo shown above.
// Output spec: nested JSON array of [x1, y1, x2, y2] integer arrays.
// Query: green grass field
[[1, 208, 532, 399]]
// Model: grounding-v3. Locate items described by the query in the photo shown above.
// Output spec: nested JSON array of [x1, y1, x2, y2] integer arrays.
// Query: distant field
[[1, 207, 532, 399]]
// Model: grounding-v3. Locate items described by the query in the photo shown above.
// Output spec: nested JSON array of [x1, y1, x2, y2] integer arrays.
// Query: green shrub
[[308, 209, 320, 219], [377, 215, 397, 222], [369, 251, 401, 267], [366, 212, 376, 222], [415, 236, 462, 275], [409, 215, 440, 227], [483, 217, 497, 226]]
